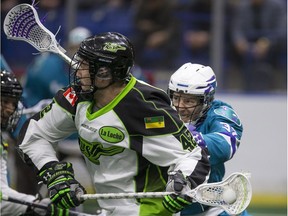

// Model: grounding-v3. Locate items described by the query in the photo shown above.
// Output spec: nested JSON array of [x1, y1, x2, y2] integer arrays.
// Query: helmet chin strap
[[188, 109, 197, 125]]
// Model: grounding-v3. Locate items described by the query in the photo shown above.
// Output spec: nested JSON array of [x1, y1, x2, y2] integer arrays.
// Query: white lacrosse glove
[[162, 170, 193, 213]]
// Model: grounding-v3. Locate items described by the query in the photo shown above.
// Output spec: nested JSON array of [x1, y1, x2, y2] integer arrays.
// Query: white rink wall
[[217, 93, 287, 195]]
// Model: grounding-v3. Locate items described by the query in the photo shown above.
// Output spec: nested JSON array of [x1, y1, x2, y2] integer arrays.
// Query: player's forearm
[[18, 139, 58, 170], [1, 184, 36, 215], [173, 146, 210, 189], [204, 133, 239, 164]]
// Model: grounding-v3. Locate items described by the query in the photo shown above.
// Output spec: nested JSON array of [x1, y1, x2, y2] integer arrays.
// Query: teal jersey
[[197, 100, 242, 183], [181, 100, 247, 216]]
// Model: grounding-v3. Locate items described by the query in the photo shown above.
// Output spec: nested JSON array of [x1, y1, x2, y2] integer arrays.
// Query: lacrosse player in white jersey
[[17, 32, 210, 216], [0, 70, 68, 216]]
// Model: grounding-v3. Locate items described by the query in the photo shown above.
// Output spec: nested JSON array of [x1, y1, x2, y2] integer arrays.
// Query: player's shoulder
[[209, 100, 241, 126], [133, 79, 170, 103], [54, 85, 86, 114]]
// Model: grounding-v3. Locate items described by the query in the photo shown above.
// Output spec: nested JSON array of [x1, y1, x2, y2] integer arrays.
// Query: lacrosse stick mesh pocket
[[194, 173, 252, 215], [4, 4, 54, 51]]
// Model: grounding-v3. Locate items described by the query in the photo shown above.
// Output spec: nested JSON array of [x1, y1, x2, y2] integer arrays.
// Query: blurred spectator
[[230, 0, 287, 91], [1, 0, 19, 13], [33, 0, 66, 40], [132, 0, 181, 70], [178, 0, 212, 66], [76, 0, 134, 38], [176, 0, 235, 69], [130, 65, 155, 85]]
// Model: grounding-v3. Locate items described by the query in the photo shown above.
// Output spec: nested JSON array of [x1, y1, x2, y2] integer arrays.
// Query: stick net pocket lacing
[[4, 4, 58, 53], [192, 173, 252, 215]]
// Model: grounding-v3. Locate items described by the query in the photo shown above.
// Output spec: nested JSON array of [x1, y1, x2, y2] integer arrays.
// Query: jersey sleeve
[[1, 147, 35, 215], [201, 105, 243, 165], [17, 87, 78, 170]]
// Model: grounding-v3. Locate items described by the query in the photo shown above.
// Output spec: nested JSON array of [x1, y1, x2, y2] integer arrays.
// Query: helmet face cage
[[168, 63, 216, 124], [69, 32, 134, 96], [169, 90, 206, 124], [4, 101, 23, 132], [169, 86, 215, 125], [69, 53, 95, 95], [1, 70, 23, 132]]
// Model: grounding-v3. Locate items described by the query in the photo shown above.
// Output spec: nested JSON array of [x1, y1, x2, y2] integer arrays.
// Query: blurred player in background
[[17, 32, 210, 215], [0, 70, 67, 216], [168, 62, 250, 215]]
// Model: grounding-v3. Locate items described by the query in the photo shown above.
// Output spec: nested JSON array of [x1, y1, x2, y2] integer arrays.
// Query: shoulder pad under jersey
[[214, 106, 241, 126], [54, 86, 83, 115]]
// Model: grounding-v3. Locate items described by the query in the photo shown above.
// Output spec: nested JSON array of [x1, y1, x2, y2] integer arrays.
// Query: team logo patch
[[103, 42, 126, 53], [79, 136, 125, 165], [214, 106, 241, 126], [99, 126, 124, 143], [63, 87, 78, 106], [144, 116, 165, 129]]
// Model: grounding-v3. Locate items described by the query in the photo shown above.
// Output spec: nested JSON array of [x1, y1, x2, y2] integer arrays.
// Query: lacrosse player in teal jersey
[[17, 32, 210, 215], [168, 62, 250, 215]]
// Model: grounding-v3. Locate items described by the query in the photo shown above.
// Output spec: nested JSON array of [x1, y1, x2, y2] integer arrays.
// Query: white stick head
[[3, 3, 62, 54], [187, 172, 252, 215]]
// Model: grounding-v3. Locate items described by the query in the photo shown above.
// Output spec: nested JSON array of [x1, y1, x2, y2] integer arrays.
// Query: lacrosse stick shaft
[[80, 172, 252, 215], [1, 194, 93, 216], [57, 49, 74, 65], [80, 172, 247, 200], [80, 192, 172, 200], [22, 99, 52, 115]]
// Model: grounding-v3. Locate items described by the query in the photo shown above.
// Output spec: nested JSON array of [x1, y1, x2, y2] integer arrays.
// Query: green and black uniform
[[18, 76, 210, 216]]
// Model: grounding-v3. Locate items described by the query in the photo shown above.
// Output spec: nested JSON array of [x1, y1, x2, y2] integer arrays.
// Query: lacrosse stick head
[[187, 172, 252, 215], [3, 3, 64, 54]]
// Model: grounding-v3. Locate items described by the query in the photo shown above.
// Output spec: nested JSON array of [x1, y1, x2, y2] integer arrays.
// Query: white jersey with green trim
[[18, 76, 210, 216], [1, 135, 36, 215]]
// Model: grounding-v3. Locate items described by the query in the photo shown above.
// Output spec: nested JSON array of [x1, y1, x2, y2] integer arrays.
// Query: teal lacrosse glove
[[38, 162, 86, 209], [162, 170, 193, 213]]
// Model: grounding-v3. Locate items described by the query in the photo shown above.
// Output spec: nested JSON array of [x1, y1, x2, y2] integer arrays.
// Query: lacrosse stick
[[1, 194, 94, 216], [22, 99, 52, 115], [3, 3, 73, 65], [80, 172, 252, 215]]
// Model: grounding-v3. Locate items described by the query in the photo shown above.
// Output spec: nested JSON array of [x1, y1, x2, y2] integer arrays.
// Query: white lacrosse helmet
[[168, 62, 217, 123]]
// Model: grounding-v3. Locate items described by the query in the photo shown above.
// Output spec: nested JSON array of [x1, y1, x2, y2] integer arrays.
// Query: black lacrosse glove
[[46, 203, 69, 216], [38, 162, 86, 209], [162, 170, 193, 213]]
